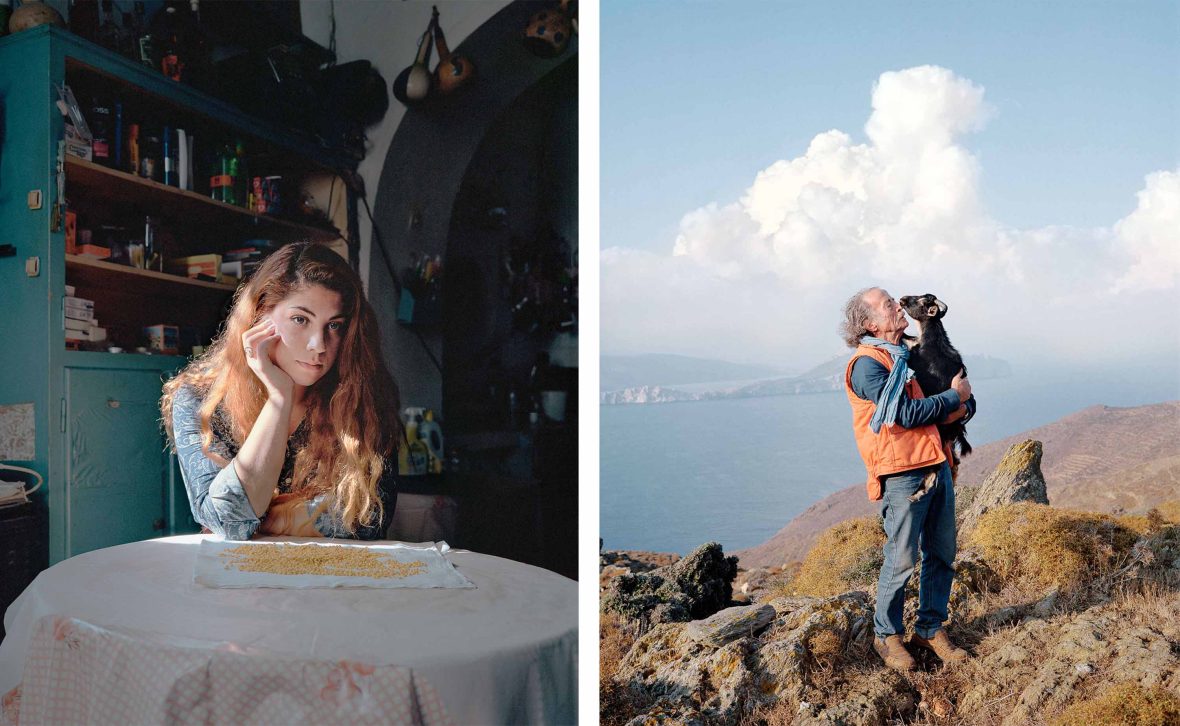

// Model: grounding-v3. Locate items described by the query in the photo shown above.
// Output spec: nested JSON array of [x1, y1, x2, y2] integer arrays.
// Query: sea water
[[600, 361, 1180, 555]]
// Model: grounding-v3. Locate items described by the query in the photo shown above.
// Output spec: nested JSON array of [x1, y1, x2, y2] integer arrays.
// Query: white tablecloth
[[0, 535, 577, 725]]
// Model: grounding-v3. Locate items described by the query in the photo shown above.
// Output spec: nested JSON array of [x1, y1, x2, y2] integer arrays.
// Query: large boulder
[[683, 604, 776, 647], [614, 592, 876, 724], [600, 551, 682, 592], [957, 598, 1180, 726], [794, 669, 917, 726], [602, 542, 739, 626], [959, 439, 1049, 536]]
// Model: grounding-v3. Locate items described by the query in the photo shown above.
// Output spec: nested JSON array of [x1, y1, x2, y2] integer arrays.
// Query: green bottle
[[233, 140, 248, 208], [225, 143, 239, 206]]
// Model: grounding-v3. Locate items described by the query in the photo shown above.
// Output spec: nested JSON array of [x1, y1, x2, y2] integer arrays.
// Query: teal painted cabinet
[[65, 367, 170, 554], [0, 26, 356, 564]]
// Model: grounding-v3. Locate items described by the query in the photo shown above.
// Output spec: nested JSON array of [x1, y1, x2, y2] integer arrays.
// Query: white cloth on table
[[0, 534, 577, 725], [194, 538, 475, 589], [16, 615, 453, 725]]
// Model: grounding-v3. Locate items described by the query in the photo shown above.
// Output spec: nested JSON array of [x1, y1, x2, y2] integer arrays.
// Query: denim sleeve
[[849, 356, 962, 429], [308, 465, 398, 540], [171, 387, 261, 540]]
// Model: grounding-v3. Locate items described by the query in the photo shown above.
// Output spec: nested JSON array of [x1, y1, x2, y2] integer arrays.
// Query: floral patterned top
[[171, 385, 396, 541]]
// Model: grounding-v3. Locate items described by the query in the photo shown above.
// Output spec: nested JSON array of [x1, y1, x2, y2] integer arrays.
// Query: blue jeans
[[873, 462, 956, 640]]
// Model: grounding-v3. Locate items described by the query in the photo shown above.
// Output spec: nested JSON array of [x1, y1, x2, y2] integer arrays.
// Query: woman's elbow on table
[[202, 517, 259, 541]]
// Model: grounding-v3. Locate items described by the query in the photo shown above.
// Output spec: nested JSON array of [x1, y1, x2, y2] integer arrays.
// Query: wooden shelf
[[65, 157, 339, 244], [66, 254, 236, 294]]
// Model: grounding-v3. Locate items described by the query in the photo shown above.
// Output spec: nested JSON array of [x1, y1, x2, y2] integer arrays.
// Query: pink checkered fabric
[[12, 615, 453, 726]]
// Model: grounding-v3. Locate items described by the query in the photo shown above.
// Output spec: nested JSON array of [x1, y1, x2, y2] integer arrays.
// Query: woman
[[161, 241, 402, 540]]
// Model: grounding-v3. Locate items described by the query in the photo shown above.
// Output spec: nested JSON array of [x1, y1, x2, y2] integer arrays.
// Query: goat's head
[[899, 294, 947, 322]]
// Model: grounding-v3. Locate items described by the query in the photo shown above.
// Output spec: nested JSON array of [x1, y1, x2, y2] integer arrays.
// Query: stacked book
[[220, 241, 276, 284], [166, 254, 221, 282], [63, 286, 106, 346]]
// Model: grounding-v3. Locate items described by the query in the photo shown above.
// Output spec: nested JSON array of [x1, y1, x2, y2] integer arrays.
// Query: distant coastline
[[601, 353, 1013, 406]]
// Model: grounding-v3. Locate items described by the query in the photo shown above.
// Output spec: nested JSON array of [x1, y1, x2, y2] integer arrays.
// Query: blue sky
[[601, 1, 1179, 369], [604, 1, 1177, 253]]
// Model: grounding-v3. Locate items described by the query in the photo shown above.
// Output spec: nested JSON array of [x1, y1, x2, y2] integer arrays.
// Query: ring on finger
[[244, 346, 254, 356]]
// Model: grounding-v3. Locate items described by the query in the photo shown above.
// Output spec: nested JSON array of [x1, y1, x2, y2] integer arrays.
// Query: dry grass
[[600, 611, 636, 682], [1051, 682, 1180, 726], [805, 629, 844, 675], [968, 503, 1139, 594], [1156, 500, 1180, 523], [789, 517, 885, 597], [1118, 501, 1180, 536], [599, 611, 653, 726]]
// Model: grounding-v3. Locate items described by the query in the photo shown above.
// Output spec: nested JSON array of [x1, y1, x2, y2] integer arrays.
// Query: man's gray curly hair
[[839, 287, 879, 349]]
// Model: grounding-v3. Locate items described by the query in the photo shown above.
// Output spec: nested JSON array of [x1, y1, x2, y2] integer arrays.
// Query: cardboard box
[[65, 211, 77, 254], [166, 254, 222, 279], [64, 123, 93, 162], [76, 244, 111, 259]]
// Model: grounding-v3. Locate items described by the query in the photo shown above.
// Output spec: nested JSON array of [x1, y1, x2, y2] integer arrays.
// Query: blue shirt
[[171, 385, 395, 540], [849, 357, 976, 428]]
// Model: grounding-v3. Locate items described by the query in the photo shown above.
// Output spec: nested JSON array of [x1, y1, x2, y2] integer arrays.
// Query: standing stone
[[959, 440, 1049, 536]]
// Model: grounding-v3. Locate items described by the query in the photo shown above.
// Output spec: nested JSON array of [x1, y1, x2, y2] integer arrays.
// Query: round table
[[0, 535, 577, 725]]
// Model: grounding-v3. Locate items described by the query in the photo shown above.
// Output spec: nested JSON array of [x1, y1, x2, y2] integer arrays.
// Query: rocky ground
[[600, 439, 1180, 725]]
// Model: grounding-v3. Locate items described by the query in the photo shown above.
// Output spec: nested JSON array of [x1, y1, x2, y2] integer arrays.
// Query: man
[[840, 287, 974, 671]]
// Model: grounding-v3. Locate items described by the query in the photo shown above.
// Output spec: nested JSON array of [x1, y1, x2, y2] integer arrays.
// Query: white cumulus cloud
[[1111, 170, 1180, 293], [602, 66, 1180, 370]]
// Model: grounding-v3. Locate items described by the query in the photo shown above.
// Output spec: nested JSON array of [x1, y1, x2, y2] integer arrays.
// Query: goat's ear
[[934, 298, 948, 316]]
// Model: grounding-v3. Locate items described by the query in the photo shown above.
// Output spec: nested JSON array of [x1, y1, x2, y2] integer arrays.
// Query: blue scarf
[[862, 336, 914, 434]]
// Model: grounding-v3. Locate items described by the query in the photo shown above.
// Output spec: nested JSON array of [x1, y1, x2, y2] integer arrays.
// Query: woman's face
[[267, 284, 346, 388]]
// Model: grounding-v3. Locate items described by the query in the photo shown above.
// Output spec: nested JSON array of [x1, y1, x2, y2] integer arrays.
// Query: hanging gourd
[[392, 11, 435, 106], [431, 5, 476, 95], [522, 0, 573, 59], [8, 0, 65, 34]]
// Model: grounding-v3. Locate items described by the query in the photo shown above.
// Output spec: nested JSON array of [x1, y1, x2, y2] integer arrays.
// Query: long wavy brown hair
[[161, 241, 402, 534]]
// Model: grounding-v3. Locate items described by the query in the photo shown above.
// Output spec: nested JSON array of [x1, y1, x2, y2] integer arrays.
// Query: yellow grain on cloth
[[193, 538, 476, 589]]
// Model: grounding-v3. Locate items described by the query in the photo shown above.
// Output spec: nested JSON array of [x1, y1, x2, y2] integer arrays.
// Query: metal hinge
[[60, 398, 66, 433]]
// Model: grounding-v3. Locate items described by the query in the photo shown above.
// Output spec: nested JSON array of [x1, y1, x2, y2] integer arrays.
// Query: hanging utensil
[[522, 0, 573, 59], [392, 12, 434, 106], [431, 5, 475, 95]]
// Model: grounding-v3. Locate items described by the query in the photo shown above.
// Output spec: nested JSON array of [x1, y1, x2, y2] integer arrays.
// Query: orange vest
[[844, 344, 947, 501]]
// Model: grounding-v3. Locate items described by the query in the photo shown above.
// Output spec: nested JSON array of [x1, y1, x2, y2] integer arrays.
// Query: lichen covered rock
[[614, 592, 875, 724], [958, 439, 1048, 536], [602, 542, 739, 626], [683, 604, 775, 647]]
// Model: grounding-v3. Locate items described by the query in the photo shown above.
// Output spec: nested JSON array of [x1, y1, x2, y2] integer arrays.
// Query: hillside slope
[[737, 400, 1180, 569]]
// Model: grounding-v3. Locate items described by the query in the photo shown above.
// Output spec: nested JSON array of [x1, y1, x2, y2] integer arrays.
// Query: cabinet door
[[65, 368, 167, 556]]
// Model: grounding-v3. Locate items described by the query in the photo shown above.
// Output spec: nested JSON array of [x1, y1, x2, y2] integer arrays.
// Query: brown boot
[[873, 635, 916, 672], [909, 629, 968, 664]]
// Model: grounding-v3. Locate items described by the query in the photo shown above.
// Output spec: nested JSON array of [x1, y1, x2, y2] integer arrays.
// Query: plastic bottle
[[152, 0, 186, 81], [418, 410, 444, 473], [399, 417, 430, 476], [162, 125, 173, 186], [126, 123, 140, 175], [140, 130, 159, 180]]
